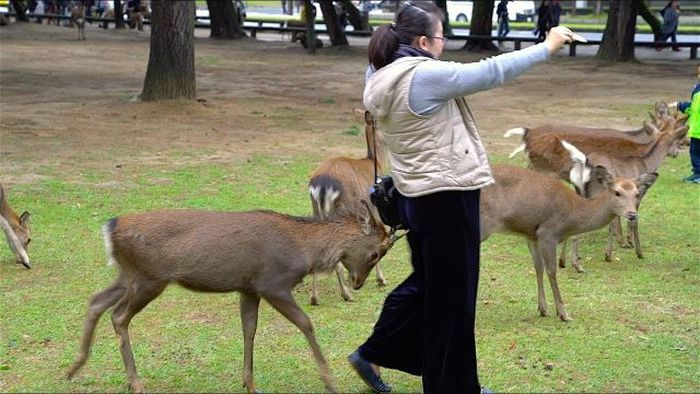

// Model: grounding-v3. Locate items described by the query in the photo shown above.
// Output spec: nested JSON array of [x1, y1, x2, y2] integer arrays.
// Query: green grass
[[1, 148, 698, 393]]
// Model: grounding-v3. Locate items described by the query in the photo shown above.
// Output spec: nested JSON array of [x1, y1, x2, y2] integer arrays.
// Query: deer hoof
[[342, 295, 355, 302], [605, 253, 613, 262], [573, 264, 585, 273], [636, 252, 644, 259], [538, 309, 548, 317], [310, 297, 319, 306], [376, 278, 387, 287], [559, 313, 573, 322], [558, 259, 566, 268]]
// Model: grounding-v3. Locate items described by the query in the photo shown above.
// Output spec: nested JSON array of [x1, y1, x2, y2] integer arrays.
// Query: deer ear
[[594, 166, 613, 188], [635, 173, 658, 196], [19, 211, 30, 227], [359, 200, 376, 235]]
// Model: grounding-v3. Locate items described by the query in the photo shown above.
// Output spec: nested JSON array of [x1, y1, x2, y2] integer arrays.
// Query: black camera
[[369, 176, 403, 229]]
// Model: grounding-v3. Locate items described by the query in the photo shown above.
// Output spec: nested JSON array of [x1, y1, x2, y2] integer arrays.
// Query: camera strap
[[364, 110, 379, 182]]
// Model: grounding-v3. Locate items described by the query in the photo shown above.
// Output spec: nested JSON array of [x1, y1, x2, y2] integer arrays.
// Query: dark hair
[[367, 2, 443, 70]]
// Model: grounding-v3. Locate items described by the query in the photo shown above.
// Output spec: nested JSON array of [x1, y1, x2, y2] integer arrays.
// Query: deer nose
[[625, 212, 638, 222]]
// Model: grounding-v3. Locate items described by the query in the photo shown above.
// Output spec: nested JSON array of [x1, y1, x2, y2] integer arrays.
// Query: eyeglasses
[[429, 36, 448, 43]]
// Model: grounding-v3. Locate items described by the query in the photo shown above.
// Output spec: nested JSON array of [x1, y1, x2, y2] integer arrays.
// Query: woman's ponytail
[[368, 24, 400, 71]]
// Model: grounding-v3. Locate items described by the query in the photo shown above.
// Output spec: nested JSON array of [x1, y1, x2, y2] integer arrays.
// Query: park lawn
[[1, 145, 698, 393]]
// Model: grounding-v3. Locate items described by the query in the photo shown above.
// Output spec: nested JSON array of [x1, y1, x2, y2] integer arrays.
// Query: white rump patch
[[508, 143, 526, 159], [323, 189, 340, 217], [503, 127, 526, 138], [561, 140, 592, 194], [102, 222, 118, 267]]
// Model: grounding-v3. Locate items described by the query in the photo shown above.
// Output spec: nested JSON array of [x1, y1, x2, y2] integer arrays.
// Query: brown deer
[[307, 109, 389, 305], [70, 3, 86, 41], [66, 204, 394, 393], [0, 184, 31, 269], [480, 165, 658, 321], [505, 107, 688, 271]]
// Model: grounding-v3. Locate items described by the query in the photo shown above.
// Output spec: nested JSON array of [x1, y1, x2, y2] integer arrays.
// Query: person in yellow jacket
[[673, 63, 700, 183]]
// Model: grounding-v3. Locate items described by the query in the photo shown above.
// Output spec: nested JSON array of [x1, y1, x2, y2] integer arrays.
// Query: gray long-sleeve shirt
[[366, 43, 551, 116]]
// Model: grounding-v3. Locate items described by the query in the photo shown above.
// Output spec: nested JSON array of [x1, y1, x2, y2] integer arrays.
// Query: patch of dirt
[[0, 22, 694, 185]]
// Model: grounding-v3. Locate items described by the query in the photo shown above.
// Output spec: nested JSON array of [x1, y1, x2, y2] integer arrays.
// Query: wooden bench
[[450, 34, 699, 60]]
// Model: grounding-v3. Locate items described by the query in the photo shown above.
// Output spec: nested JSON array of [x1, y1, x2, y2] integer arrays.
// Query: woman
[[658, 0, 681, 52], [347, 2, 575, 393]]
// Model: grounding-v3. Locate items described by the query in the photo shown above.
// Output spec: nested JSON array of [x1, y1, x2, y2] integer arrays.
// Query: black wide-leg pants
[[359, 189, 482, 394]]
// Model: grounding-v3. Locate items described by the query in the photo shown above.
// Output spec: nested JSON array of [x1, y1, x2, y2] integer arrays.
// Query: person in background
[[534, 0, 551, 41], [658, 0, 681, 52], [347, 2, 576, 393], [672, 63, 700, 183], [496, 0, 510, 38], [549, 0, 562, 27]]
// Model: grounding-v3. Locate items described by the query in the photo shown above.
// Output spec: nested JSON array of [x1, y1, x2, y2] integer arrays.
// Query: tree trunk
[[596, 0, 638, 63], [10, 0, 28, 22], [206, 0, 246, 39], [435, 0, 453, 36], [141, 1, 196, 101], [463, 0, 497, 51], [595, 0, 602, 16], [639, 0, 662, 40], [114, 0, 126, 29], [338, 0, 366, 31], [319, 0, 348, 46], [302, 0, 318, 54]]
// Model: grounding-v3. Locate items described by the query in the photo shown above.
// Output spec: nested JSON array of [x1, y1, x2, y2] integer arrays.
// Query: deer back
[[107, 208, 390, 294]]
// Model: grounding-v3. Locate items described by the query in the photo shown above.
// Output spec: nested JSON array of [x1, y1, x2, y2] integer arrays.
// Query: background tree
[[206, 0, 246, 39], [638, 0, 663, 40], [435, 0, 453, 37], [141, 1, 196, 101], [319, 0, 348, 46], [114, 0, 126, 29], [337, 0, 367, 31], [596, 0, 639, 62], [463, 0, 497, 51], [9, 0, 28, 22], [302, 0, 318, 54]]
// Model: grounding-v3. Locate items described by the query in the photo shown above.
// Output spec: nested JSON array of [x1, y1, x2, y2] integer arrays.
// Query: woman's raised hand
[[544, 25, 578, 54]]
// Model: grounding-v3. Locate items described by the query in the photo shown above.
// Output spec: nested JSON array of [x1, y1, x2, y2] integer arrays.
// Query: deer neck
[[302, 220, 357, 274], [565, 192, 618, 237], [638, 132, 676, 172]]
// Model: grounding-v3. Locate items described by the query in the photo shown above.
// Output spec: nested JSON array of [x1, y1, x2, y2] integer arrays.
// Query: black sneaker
[[347, 350, 392, 393]]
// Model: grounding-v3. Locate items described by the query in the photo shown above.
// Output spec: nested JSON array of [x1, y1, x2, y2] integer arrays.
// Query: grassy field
[[2, 149, 698, 393]]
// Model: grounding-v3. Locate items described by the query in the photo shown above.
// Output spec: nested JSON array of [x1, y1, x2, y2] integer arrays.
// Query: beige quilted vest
[[364, 57, 494, 197]]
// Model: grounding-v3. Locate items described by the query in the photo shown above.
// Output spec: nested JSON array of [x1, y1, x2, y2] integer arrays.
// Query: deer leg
[[570, 235, 584, 273], [310, 273, 320, 306], [526, 240, 548, 317], [110, 279, 166, 393], [67, 276, 127, 379], [605, 222, 615, 262], [629, 220, 644, 259], [334, 264, 354, 302], [558, 239, 567, 268], [539, 239, 572, 322], [264, 291, 337, 393], [240, 292, 261, 394], [374, 262, 387, 286]]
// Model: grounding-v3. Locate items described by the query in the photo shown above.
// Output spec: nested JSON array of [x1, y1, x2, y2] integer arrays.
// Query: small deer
[[0, 184, 31, 269], [505, 107, 688, 271], [307, 108, 388, 305], [480, 165, 657, 321], [66, 204, 394, 393], [70, 3, 86, 40]]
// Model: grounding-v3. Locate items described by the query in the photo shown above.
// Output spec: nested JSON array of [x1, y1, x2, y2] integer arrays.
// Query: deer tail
[[102, 218, 119, 267]]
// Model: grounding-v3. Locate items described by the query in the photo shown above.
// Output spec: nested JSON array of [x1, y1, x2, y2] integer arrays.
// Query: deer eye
[[370, 252, 379, 260], [615, 191, 621, 197], [26, 238, 31, 245]]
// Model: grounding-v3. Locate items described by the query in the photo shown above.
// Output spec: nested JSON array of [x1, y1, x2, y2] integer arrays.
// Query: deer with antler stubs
[[66, 203, 396, 393], [504, 103, 689, 271], [307, 109, 392, 305], [0, 184, 31, 269]]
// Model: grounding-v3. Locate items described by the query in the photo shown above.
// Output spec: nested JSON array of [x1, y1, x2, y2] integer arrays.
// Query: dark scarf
[[391, 44, 434, 63]]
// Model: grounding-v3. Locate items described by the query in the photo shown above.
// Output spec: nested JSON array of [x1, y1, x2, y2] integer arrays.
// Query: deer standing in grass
[[307, 109, 389, 305], [505, 106, 688, 271], [480, 165, 657, 321], [66, 205, 394, 393], [0, 184, 31, 268]]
